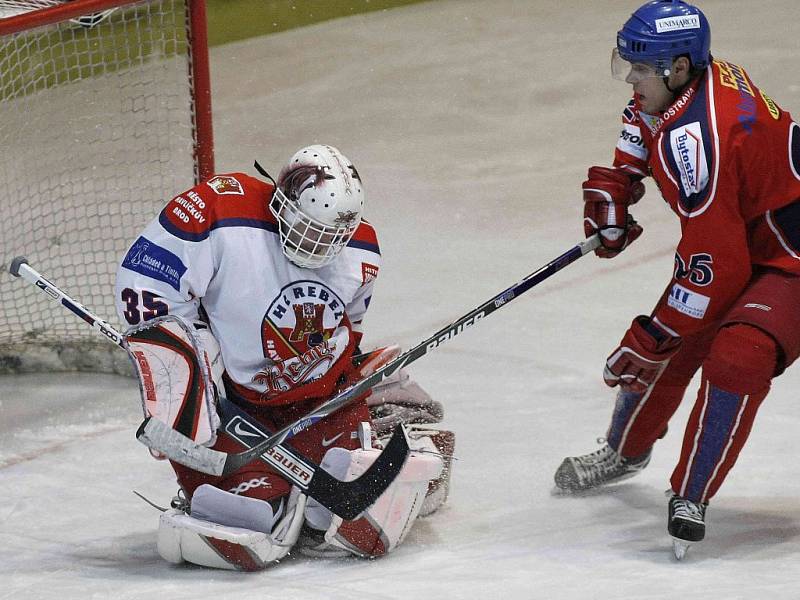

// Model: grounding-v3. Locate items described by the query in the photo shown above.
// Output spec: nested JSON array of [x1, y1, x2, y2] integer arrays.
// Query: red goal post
[[0, 0, 214, 373]]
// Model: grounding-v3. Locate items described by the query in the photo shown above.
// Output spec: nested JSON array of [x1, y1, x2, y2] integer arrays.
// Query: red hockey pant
[[606, 269, 800, 504], [171, 396, 371, 504]]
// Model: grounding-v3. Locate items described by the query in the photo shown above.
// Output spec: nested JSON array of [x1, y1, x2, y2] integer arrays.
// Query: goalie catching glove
[[350, 345, 445, 437]]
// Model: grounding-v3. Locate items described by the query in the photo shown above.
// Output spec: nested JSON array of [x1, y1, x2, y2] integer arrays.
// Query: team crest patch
[[262, 280, 345, 356], [256, 280, 347, 397], [361, 262, 379, 284], [290, 302, 326, 342], [206, 175, 244, 195]]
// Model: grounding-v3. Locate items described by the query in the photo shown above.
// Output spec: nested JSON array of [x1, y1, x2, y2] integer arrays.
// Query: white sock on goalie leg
[[190, 484, 282, 533], [157, 485, 306, 571]]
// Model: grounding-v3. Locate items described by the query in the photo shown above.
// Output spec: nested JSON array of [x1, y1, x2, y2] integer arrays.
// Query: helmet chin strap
[[663, 75, 680, 94], [661, 67, 692, 102], [253, 159, 276, 186]]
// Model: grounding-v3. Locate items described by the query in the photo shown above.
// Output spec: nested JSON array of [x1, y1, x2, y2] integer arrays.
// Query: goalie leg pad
[[302, 438, 444, 558], [408, 427, 456, 517], [157, 486, 306, 571], [125, 315, 221, 449]]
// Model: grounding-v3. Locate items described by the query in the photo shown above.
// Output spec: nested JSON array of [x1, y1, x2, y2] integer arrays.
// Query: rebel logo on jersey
[[254, 280, 348, 398], [289, 303, 326, 342]]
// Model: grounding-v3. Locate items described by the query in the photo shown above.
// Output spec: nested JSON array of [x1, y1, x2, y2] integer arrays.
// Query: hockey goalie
[[116, 144, 455, 570]]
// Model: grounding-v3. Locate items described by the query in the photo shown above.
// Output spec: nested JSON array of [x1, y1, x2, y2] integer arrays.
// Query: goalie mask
[[270, 144, 364, 269]]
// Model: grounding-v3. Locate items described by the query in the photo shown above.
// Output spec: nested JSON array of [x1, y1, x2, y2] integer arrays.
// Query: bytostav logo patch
[[670, 122, 709, 197]]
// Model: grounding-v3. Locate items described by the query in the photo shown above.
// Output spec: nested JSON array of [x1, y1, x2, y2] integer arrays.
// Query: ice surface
[[2, 0, 800, 597]]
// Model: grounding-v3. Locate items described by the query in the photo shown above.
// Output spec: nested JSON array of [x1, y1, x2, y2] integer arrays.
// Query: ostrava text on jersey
[[116, 172, 381, 407], [614, 59, 800, 337]]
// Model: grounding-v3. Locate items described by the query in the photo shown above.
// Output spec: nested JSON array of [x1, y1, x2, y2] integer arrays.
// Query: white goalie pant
[[158, 485, 307, 571], [302, 433, 444, 558]]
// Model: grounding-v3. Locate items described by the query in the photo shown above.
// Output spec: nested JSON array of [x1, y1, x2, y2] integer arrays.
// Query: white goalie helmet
[[270, 144, 364, 269]]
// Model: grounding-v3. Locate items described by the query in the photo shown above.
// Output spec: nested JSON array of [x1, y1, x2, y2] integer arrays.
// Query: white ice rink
[[3, 0, 800, 597]]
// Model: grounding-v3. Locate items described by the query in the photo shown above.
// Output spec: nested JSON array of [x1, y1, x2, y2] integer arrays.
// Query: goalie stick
[[9, 256, 125, 348], [136, 235, 602, 477], [7, 256, 411, 520]]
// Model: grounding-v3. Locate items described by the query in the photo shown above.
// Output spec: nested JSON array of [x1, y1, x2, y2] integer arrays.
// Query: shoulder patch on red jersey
[[159, 173, 276, 241], [206, 175, 245, 195], [347, 219, 380, 255]]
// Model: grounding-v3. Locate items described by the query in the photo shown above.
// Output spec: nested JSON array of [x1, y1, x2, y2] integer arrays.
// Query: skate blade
[[672, 538, 691, 560]]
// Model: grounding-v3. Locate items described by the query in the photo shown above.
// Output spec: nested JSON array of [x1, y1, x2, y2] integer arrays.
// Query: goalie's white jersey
[[115, 172, 380, 407]]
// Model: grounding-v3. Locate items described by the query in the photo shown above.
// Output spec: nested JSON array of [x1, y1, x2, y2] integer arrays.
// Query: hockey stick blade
[[136, 417, 226, 475], [136, 417, 411, 520], [304, 425, 410, 520]]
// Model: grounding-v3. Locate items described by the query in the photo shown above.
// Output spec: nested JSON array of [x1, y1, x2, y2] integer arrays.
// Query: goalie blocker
[[125, 315, 455, 569]]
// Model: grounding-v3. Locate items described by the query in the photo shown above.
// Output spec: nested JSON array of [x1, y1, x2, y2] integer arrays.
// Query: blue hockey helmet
[[616, 1, 711, 77]]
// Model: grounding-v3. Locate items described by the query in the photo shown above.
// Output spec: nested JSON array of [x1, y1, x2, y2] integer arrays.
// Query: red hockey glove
[[583, 166, 645, 258], [604, 316, 681, 393]]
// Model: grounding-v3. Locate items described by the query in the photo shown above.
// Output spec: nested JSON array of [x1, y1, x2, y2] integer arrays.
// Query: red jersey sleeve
[[613, 98, 650, 177]]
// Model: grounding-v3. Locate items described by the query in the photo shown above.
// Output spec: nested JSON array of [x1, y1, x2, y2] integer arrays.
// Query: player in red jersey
[[553, 0, 800, 557], [116, 145, 454, 569]]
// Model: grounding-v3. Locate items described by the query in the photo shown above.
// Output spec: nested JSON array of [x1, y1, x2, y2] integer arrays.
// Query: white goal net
[[0, 0, 213, 373]]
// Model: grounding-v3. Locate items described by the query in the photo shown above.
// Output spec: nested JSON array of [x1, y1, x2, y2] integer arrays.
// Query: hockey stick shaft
[[7, 257, 411, 517], [211, 235, 601, 474], [9, 257, 125, 348]]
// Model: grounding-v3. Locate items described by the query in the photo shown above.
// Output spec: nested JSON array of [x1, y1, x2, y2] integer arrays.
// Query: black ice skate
[[668, 494, 707, 560], [553, 441, 651, 492]]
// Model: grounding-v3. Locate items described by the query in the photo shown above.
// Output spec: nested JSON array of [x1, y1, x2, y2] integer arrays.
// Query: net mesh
[[0, 0, 200, 373]]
